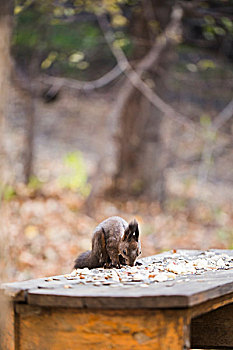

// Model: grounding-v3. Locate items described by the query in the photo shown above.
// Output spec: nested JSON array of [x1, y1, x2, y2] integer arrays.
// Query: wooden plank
[[0, 297, 15, 350], [25, 269, 233, 309], [1, 276, 65, 302], [16, 306, 190, 350], [27, 288, 189, 309], [191, 303, 233, 349], [190, 291, 233, 318]]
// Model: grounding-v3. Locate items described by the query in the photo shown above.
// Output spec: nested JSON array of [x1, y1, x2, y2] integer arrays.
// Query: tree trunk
[[9, 69, 35, 184], [114, 85, 168, 201], [0, 0, 13, 186], [0, 0, 34, 185], [113, 2, 174, 201]]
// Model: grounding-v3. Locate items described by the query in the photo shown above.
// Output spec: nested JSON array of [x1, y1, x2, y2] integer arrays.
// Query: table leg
[[0, 298, 16, 350]]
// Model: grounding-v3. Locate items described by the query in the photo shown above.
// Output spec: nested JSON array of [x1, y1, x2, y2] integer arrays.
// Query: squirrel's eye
[[123, 249, 127, 255]]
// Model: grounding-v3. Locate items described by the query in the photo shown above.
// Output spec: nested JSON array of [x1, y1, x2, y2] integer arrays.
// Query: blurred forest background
[[0, 0, 233, 283]]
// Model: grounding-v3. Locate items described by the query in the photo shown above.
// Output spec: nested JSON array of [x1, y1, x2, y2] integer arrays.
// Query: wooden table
[[1, 249, 233, 350]]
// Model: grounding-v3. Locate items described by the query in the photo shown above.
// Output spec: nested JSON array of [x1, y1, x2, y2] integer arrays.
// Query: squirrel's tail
[[74, 250, 92, 269]]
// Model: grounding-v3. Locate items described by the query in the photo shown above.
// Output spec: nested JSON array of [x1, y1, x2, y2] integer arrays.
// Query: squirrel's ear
[[127, 220, 139, 241], [134, 223, 139, 242], [122, 227, 130, 241]]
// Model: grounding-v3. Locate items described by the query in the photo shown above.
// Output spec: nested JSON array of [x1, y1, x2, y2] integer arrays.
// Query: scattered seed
[[58, 252, 233, 288], [94, 282, 101, 286]]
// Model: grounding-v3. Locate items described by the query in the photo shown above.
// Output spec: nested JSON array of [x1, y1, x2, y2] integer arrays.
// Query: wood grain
[[0, 298, 15, 350], [24, 269, 233, 309], [17, 306, 190, 350], [191, 303, 233, 349]]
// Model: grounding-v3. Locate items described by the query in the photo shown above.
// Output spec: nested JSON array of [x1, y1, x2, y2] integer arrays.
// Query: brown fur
[[74, 216, 141, 269]]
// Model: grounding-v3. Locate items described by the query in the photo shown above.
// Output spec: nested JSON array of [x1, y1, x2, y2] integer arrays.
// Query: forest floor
[[1, 187, 233, 282]]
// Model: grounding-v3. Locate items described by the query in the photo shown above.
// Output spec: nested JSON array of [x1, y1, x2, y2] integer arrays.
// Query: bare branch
[[99, 5, 183, 74], [126, 69, 199, 129], [142, 0, 156, 44], [97, 6, 201, 132], [197, 96, 233, 183], [197, 98, 233, 184], [164, 139, 233, 166], [212, 99, 233, 130], [197, 136, 216, 184], [37, 65, 123, 92]]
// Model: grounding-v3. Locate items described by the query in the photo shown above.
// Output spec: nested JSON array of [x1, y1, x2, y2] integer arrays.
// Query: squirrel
[[74, 216, 141, 269]]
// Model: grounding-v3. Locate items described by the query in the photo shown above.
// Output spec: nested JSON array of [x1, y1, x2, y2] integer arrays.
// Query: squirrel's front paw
[[104, 262, 111, 269], [110, 260, 121, 269]]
